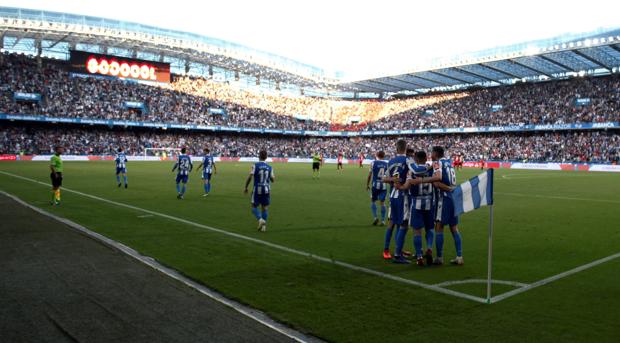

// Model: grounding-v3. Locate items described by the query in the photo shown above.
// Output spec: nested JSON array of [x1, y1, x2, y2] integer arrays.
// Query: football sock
[[384, 227, 394, 250], [123, 175, 127, 185], [181, 184, 186, 195], [414, 233, 423, 257], [452, 231, 463, 257], [425, 229, 435, 249], [371, 202, 378, 219], [436, 232, 444, 258], [380, 205, 386, 221], [395, 226, 406, 256], [252, 207, 261, 220], [206, 183, 211, 193], [204, 184, 209, 193], [116, 175, 120, 183], [176, 184, 181, 193], [261, 209, 268, 221]]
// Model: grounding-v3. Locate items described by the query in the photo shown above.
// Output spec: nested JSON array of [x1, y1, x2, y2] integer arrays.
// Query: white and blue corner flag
[[452, 168, 494, 216]]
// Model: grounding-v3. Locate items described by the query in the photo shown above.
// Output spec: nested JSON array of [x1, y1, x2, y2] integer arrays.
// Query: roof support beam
[[384, 77, 427, 89], [509, 59, 553, 78], [352, 83, 388, 93], [48, 33, 70, 49], [10, 35, 22, 48], [426, 70, 472, 84], [365, 80, 401, 92], [381, 77, 425, 91], [571, 49, 611, 70], [453, 66, 498, 83], [479, 63, 521, 79], [538, 55, 575, 72], [608, 44, 620, 55], [405, 74, 447, 87]]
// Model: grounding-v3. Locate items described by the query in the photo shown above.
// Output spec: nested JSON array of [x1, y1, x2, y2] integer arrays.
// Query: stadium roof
[[340, 29, 620, 94], [0, 6, 337, 89], [1, 6, 620, 96]]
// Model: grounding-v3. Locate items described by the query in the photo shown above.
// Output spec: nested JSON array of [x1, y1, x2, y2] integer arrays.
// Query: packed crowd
[[0, 53, 329, 131], [2, 53, 619, 131], [2, 125, 618, 163], [366, 76, 620, 130]]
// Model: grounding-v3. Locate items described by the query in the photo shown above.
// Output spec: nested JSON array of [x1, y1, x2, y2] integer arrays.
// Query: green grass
[[1, 161, 619, 342]]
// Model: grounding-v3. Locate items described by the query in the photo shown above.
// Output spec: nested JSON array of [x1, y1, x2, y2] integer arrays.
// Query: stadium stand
[[2, 124, 618, 163], [1, 52, 619, 132]]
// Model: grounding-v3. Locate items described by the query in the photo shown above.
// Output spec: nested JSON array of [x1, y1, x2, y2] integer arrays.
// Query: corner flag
[[452, 168, 494, 217], [451, 168, 496, 303]]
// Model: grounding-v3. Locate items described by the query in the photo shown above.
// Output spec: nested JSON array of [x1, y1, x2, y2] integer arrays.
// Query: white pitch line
[[434, 279, 529, 288], [490, 251, 620, 303], [495, 192, 620, 204], [0, 171, 487, 304], [0, 191, 318, 343], [499, 173, 595, 180]]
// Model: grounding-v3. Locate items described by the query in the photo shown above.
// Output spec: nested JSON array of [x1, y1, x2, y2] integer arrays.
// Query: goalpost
[[144, 148, 182, 160]]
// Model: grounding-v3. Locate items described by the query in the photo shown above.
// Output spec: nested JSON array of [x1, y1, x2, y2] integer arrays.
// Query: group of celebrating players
[[367, 139, 463, 266], [49, 139, 462, 265]]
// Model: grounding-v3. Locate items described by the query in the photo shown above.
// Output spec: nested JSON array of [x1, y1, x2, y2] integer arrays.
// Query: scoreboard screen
[[69, 50, 171, 83]]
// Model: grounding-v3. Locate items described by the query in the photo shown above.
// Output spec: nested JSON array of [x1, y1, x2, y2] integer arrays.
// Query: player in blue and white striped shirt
[[405, 146, 462, 266], [384, 140, 411, 264], [115, 147, 128, 188], [196, 147, 217, 197], [398, 151, 436, 266], [172, 147, 193, 199], [366, 150, 388, 226], [244, 150, 275, 232]]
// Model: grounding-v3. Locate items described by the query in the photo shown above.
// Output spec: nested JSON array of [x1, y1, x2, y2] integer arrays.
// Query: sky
[[3, 0, 620, 79]]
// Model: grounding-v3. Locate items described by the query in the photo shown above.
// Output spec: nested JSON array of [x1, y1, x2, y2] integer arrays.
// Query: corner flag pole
[[486, 203, 494, 303]]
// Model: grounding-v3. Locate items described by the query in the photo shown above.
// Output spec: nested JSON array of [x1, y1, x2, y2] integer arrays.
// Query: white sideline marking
[[137, 214, 154, 218], [0, 191, 318, 343], [495, 192, 620, 204], [434, 279, 529, 288], [0, 171, 487, 304], [490, 251, 620, 303], [500, 173, 592, 180]]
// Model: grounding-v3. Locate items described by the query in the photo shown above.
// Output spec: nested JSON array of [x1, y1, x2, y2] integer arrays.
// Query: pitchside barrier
[[1, 154, 619, 172]]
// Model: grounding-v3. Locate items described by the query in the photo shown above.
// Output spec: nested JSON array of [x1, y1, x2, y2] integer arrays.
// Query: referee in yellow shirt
[[50, 146, 64, 206]]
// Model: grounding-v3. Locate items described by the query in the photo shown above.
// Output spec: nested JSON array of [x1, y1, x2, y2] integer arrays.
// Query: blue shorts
[[202, 172, 212, 180], [176, 174, 189, 184], [410, 207, 435, 231], [116, 167, 126, 174], [390, 196, 406, 225], [435, 195, 459, 226], [371, 188, 387, 202], [252, 192, 271, 207]]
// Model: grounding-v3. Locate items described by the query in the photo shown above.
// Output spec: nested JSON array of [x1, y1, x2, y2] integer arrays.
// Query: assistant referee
[[312, 152, 322, 179], [50, 146, 64, 206]]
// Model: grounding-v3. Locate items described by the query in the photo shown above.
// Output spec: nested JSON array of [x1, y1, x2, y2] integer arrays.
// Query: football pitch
[[1, 161, 619, 342]]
